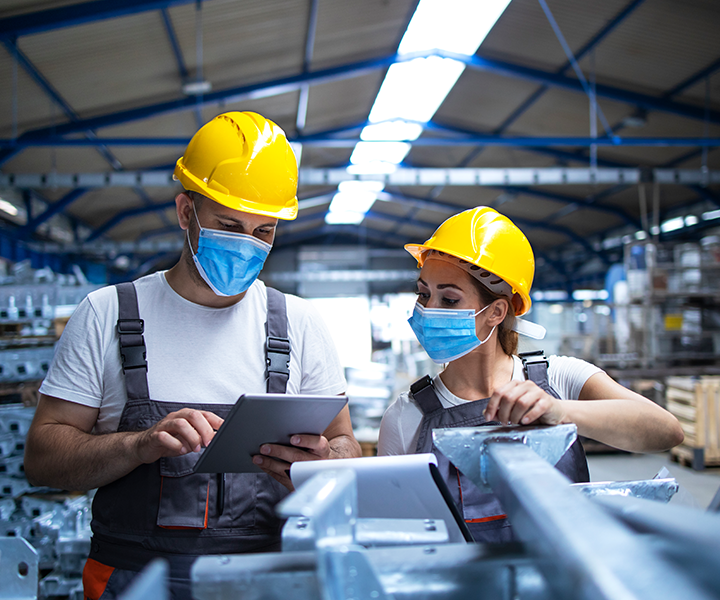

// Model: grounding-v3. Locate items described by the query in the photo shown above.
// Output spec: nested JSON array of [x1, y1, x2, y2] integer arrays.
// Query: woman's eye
[[442, 297, 459, 306], [414, 290, 429, 299]]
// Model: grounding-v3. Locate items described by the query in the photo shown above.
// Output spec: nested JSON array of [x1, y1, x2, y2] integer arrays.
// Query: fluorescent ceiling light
[[685, 215, 699, 227], [329, 191, 376, 214], [660, 216, 684, 233], [703, 209, 720, 220], [398, 0, 512, 55], [350, 141, 411, 166], [325, 211, 366, 225], [634, 230, 648, 240], [338, 180, 385, 193], [361, 120, 423, 141], [0, 198, 19, 216], [572, 289, 609, 301], [368, 57, 466, 124]]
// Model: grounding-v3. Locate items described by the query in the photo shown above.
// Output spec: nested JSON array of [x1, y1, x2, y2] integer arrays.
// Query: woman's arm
[[568, 372, 684, 452], [484, 372, 684, 453]]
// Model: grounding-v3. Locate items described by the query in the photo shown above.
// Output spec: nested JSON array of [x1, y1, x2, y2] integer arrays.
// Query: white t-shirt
[[40, 273, 347, 433], [377, 355, 602, 456]]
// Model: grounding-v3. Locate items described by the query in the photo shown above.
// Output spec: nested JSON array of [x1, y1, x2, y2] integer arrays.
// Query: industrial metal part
[[595, 495, 720, 595], [3, 168, 720, 189], [432, 423, 577, 492], [278, 469, 450, 551], [483, 442, 713, 600], [572, 478, 679, 502], [0, 537, 39, 600], [186, 423, 718, 600]]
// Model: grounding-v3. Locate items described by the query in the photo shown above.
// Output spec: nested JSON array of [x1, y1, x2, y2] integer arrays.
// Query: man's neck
[[164, 259, 247, 308]]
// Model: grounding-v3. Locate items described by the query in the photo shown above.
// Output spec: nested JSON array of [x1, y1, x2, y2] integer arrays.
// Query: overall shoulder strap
[[410, 375, 443, 414], [265, 287, 290, 394], [518, 350, 560, 399], [115, 282, 150, 401]]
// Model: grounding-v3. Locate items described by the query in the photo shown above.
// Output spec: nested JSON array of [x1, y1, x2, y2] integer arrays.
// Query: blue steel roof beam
[[0, 39, 123, 170], [449, 50, 720, 125], [160, 8, 201, 128], [85, 200, 175, 243], [274, 224, 402, 250], [18, 188, 88, 238], [133, 187, 174, 230], [19, 53, 408, 142], [0, 0, 196, 39], [8, 135, 720, 148], [18, 48, 720, 146], [455, 0, 647, 166], [296, 0, 319, 133], [372, 190, 611, 263], [663, 57, 720, 99]]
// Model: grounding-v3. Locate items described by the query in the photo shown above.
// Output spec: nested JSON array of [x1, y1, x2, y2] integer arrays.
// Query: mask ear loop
[[474, 303, 497, 345], [186, 199, 202, 259]]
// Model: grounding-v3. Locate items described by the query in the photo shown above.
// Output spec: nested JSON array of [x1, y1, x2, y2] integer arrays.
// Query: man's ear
[[176, 192, 193, 230]]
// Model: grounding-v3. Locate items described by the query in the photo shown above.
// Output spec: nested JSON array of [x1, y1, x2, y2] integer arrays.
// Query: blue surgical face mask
[[408, 302, 496, 364], [188, 204, 272, 297]]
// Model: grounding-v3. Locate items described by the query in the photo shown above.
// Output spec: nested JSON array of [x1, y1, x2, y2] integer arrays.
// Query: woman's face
[[415, 259, 484, 311]]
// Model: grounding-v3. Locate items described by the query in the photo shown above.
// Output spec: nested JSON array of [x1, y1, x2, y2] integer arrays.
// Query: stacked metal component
[[190, 424, 719, 600], [0, 405, 92, 600]]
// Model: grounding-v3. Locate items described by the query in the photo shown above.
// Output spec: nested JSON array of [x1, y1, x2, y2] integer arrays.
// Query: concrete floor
[[587, 451, 720, 509]]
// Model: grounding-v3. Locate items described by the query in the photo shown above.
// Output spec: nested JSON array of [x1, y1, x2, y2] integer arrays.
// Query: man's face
[[190, 195, 278, 246]]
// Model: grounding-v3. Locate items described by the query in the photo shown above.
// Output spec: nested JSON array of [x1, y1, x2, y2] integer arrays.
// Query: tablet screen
[[193, 394, 348, 473]]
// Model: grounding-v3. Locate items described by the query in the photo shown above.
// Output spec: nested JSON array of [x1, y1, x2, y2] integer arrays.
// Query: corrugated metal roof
[[0, 0, 719, 284]]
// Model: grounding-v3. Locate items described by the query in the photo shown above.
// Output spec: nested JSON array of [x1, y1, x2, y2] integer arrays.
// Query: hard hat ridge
[[174, 111, 298, 220]]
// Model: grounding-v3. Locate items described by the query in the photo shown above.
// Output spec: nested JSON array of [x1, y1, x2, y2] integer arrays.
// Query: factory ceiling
[[0, 0, 719, 289]]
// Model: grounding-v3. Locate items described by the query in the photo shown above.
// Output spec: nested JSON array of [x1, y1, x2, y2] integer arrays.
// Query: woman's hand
[[484, 380, 566, 426]]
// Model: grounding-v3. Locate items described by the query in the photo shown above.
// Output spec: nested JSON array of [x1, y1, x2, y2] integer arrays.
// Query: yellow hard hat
[[405, 206, 535, 315], [174, 111, 298, 220]]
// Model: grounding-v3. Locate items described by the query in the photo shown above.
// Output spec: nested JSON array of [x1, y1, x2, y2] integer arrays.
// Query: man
[[24, 111, 361, 600]]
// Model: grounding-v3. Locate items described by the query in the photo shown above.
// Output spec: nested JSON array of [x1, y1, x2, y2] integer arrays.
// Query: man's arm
[[24, 394, 223, 491]]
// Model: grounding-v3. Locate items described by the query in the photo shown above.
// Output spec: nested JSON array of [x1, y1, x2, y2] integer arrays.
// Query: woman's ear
[[486, 299, 509, 326]]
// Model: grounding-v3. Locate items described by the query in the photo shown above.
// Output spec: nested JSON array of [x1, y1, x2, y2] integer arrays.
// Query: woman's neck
[[439, 342, 515, 401]]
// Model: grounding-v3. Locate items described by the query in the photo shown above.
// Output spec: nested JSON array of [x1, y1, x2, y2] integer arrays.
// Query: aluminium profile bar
[[3, 136, 720, 148], [485, 442, 713, 600], [4, 168, 720, 189]]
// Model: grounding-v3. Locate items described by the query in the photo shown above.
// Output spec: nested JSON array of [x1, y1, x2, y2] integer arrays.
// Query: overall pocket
[[157, 453, 210, 528]]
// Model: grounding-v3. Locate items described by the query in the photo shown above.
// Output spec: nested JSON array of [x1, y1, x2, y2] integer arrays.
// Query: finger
[[161, 417, 205, 453], [289, 435, 330, 459], [509, 394, 538, 424], [259, 464, 294, 491], [144, 430, 187, 460], [252, 454, 291, 477], [260, 443, 318, 464], [485, 381, 523, 422], [199, 410, 225, 431], [183, 410, 221, 447]]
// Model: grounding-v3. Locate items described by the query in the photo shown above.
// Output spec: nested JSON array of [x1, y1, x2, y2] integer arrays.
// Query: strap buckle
[[266, 336, 290, 375], [117, 318, 144, 335], [120, 345, 147, 372], [410, 374, 434, 396]]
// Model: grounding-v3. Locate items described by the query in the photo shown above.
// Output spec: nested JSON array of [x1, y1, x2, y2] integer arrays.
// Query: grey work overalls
[[85, 282, 292, 599], [412, 351, 590, 543]]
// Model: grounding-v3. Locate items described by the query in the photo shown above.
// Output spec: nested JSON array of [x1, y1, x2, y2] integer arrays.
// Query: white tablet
[[193, 394, 348, 473]]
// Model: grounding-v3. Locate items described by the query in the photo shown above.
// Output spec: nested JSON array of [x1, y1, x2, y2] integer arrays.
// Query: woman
[[377, 206, 684, 542]]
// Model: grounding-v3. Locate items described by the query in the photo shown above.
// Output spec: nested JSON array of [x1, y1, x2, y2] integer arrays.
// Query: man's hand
[[252, 434, 330, 489], [134, 408, 224, 464], [483, 380, 566, 426]]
